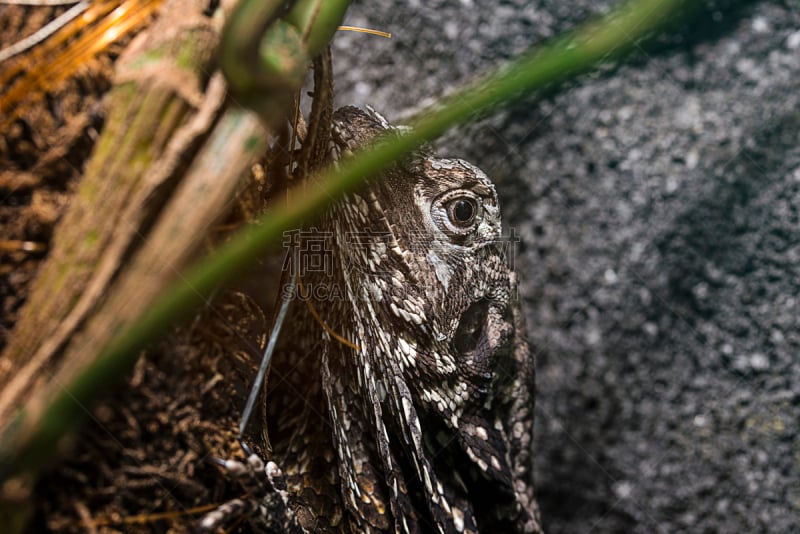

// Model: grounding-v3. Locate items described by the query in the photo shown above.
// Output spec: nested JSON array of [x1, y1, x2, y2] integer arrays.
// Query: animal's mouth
[[453, 299, 493, 354], [452, 298, 513, 397]]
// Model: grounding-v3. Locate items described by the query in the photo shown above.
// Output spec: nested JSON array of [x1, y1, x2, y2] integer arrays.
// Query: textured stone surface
[[334, 1, 800, 532]]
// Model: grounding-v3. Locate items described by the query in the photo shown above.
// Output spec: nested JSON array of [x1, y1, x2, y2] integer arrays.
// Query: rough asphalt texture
[[334, 1, 800, 532]]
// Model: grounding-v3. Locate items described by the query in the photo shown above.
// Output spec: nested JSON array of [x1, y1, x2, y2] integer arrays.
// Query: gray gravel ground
[[334, 1, 800, 532]]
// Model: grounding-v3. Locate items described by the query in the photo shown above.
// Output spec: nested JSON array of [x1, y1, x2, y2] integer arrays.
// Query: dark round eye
[[448, 197, 477, 226], [431, 190, 484, 239]]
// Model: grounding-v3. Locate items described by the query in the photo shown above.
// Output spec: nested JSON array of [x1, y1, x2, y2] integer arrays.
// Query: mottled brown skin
[[202, 107, 541, 533]]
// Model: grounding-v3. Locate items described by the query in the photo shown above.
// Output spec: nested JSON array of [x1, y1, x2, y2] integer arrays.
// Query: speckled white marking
[[513, 421, 524, 439], [427, 249, 452, 290], [452, 507, 465, 532], [464, 446, 489, 472], [402, 395, 414, 424], [422, 466, 434, 495], [440, 495, 452, 515], [491, 455, 502, 471]]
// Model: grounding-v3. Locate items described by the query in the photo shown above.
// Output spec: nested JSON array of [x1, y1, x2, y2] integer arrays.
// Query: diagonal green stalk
[[0, 0, 693, 481]]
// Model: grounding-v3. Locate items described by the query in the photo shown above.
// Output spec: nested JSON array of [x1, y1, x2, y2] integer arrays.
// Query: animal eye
[[431, 190, 483, 238], [448, 198, 477, 226]]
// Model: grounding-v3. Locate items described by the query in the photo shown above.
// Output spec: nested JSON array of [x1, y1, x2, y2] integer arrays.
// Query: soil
[[31, 291, 272, 533], [1, 5, 277, 532], [0, 4, 114, 351]]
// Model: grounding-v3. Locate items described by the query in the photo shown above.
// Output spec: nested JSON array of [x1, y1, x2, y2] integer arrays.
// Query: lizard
[[200, 105, 542, 533]]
